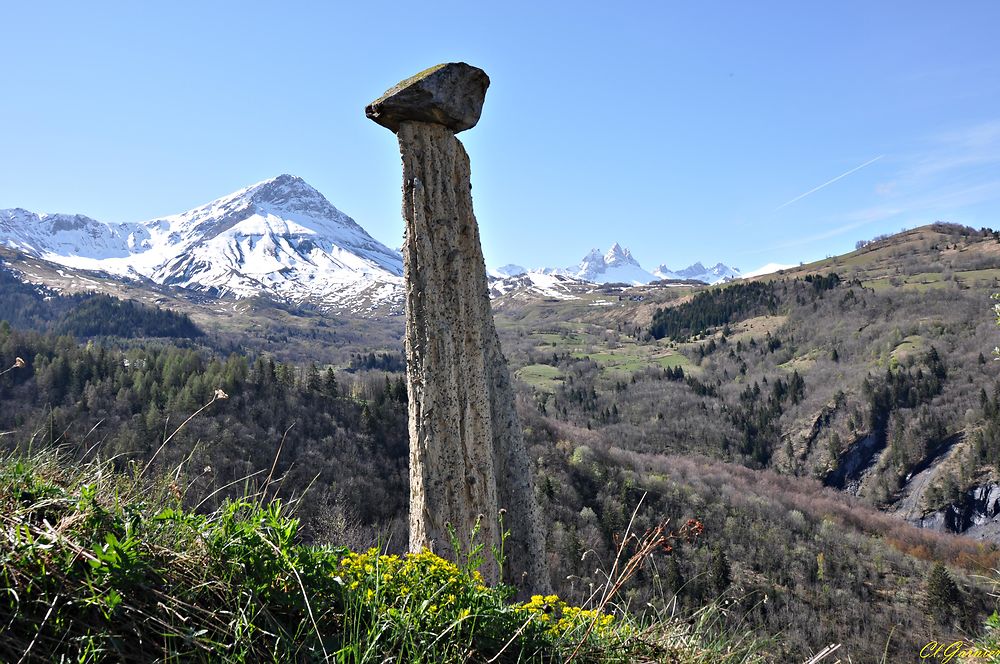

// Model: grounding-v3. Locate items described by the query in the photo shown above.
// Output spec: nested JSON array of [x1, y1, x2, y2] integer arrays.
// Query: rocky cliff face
[[913, 483, 1000, 540]]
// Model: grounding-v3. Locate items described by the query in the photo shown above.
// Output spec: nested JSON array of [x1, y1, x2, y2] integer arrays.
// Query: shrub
[[0, 450, 762, 663]]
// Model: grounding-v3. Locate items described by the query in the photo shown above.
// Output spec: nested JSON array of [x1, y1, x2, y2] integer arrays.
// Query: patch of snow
[[490, 271, 584, 300], [741, 262, 797, 279]]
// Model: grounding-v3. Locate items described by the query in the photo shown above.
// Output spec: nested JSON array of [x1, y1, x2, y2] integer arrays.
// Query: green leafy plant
[[0, 448, 764, 663]]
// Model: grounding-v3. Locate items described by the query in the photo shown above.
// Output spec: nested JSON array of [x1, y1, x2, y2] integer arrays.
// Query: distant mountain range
[[492, 243, 748, 286], [653, 261, 743, 284], [1, 176, 789, 313]]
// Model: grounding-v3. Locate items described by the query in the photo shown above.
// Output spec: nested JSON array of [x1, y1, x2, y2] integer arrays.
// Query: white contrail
[[775, 155, 884, 211]]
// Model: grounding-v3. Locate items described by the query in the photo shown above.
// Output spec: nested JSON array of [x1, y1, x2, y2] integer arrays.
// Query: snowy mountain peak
[[564, 243, 656, 285], [679, 261, 706, 276], [150, 175, 368, 243], [0, 176, 405, 314], [248, 173, 309, 196], [652, 261, 742, 284], [490, 264, 527, 278], [240, 175, 360, 227], [603, 242, 636, 265], [552, 244, 741, 286]]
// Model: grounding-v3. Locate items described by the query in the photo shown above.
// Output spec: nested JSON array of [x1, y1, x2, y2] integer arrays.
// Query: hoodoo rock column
[[366, 63, 547, 589]]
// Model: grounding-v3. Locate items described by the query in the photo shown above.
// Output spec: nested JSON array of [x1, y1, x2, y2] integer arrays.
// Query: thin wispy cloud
[[872, 117, 1000, 221], [757, 176, 1000, 257], [902, 119, 1000, 180], [736, 219, 877, 256], [743, 120, 1000, 262], [775, 155, 884, 211]]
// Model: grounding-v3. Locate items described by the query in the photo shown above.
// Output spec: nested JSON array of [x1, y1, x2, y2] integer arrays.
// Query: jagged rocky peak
[[678, 261, 706, 276], [48, 214, 98, 233], [604, 242, 638, 265], [566, 243, 657, 285], [550, 244, 743, 286], [2, 208, 104, 234]]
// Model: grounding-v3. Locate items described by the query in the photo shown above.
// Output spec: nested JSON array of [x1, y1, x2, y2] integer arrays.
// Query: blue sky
[[2, 2, 999, 273]]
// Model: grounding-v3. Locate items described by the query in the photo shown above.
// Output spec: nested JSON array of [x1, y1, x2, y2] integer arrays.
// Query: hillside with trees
[[0, 264, 202, 339], [3, 223, 1000, 659]]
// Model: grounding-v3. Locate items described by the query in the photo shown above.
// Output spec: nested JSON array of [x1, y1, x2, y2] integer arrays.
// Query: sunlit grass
[[0, 448, 766, 662], [516, 363, 564, 391]]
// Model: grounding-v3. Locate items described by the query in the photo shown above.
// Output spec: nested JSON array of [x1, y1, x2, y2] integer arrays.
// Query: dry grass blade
[[138, 390, 228, 481]]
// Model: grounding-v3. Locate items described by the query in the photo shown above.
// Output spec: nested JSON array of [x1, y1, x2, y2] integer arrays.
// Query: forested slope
[[3, 223, 1000, 659]]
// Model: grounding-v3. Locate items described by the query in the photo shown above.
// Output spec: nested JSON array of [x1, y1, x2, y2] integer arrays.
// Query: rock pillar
[[366, 63, 547, 590]]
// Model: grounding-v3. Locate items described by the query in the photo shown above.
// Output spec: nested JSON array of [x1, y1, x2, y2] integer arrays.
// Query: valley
[[5, 3, 998, 660], [3, 211, 1000, 659]]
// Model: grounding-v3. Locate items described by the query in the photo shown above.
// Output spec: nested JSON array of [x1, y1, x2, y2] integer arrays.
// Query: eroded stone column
[[366, 63, 547, 590]]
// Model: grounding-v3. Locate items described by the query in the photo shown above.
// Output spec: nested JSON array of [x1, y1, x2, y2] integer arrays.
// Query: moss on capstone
[[371, 63, 448, 105]]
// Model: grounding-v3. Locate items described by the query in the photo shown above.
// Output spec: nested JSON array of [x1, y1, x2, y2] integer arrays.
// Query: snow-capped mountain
[[549, 243, 658, 285], [0, 210, 138, 260], [653, 261, 742, 284], [526, 244, 740, 286], [2, 184, 767, 314], [490, 264, 527, 278], [489, 272, 588, 301], [0, 175, 404, 313]]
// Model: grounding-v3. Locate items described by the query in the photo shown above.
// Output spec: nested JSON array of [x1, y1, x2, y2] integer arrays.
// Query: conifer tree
[[665, 555, 685, 601], [925, 563, 959, 621], [306, 363, 322, 392], [323, 368, 339, 398], [711, 547, 732, 595]]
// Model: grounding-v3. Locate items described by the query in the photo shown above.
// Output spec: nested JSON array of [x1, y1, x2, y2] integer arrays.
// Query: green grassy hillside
[[0, 450, 762, 663]]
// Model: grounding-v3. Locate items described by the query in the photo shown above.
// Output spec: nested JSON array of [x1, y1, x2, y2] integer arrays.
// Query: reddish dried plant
[[567, 513, 705, 662]]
